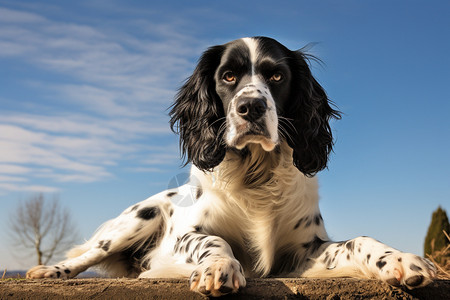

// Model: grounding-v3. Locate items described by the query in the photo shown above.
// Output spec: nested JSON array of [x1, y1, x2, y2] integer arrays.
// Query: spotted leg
[[140, 232, 246, 297], [301, 236, 436, 289], [26, 196, 171, 279]]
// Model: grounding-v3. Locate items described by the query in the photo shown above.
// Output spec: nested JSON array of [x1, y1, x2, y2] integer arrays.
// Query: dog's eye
[[223, 72, 236, 83], [270, 73, 283, 82]]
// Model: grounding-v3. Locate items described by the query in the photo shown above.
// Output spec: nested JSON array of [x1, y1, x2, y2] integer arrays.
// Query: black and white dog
[[27, 37, 436, 297]]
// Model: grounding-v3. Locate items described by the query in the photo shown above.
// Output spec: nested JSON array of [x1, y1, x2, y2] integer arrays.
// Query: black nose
[[236, 97, 267, 122]]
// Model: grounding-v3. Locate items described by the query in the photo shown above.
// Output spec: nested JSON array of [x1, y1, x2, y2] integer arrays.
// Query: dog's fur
[[27, 37, 436, 297]]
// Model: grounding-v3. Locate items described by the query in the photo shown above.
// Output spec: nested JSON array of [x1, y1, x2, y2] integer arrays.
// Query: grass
[[1, 269, 26, 281], [426, 230, 450, 280]]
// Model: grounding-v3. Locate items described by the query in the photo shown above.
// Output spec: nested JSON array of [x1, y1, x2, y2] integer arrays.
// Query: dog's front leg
[[141, 231, 246, 297], [301, 236, 436, 289], [181, 232, 246, 297]]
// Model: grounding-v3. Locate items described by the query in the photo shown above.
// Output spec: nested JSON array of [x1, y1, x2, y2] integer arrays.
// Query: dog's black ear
[[284, 50, 341, 176], [169, 45, 226, 171]]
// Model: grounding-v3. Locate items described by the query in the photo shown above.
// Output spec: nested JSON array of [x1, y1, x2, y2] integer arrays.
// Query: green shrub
[[424, 206, 450, 257]]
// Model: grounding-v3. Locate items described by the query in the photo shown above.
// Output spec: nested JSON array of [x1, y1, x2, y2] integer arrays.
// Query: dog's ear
[[169, 45, 226, 171], [284, 50, 341, 176]]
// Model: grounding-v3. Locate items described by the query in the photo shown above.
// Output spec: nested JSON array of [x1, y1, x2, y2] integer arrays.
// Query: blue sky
[[0, 0, 449, 270]]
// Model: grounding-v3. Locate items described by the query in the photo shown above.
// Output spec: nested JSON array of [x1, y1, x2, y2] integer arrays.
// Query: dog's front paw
[[26, 265, 72, 279], [189, 257, 246, 297], [376, 252, 436, 289]]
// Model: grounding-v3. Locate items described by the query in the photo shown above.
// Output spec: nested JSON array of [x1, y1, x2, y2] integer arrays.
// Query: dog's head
[[170, 37, 340, 176]]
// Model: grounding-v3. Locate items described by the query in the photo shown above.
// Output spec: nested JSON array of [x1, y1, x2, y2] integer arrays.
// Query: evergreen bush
[[424, 206, 450, 258]]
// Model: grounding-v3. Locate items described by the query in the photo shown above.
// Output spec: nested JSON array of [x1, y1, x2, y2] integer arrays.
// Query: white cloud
[[0, 5, 202, 195], [0, 6, 197, 116], [0, 175, 27, 182], [0, 116, 176, 188], [0, 7, 46, 23], [0, 124, 116, 183], [0, 113, 170, 138], [0, 182, 59, 193], [0, 164, 32, 174]]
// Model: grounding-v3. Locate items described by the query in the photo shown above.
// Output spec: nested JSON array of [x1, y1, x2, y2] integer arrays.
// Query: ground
[[1, 278, 449, 299]]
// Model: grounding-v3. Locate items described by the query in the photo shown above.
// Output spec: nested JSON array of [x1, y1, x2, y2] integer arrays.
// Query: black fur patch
[[345, 241, 354, 253], [271, 249, 301, 275], [193, 242, 201, 253], [101, 240, 111, 252], [410, 264, 423, 272], [305, 218, 312, 227], [97, 240, 112, 252], [56, 271, 61, 278], [174, 233, 192, 253], [302, 235, 327, 253], [205, 241, 220, 248], [120, 230, 163, 274], [186, 238, 194, 252], [64, 269, 71, 274], [137, 207, 160, 220], [197, 235, 208, 242], [198, 250, 211, 263], [314, 214, 323, 225], [322, 251, 332, 268], [189, 270, 199, 286], [167, 192, 177, 197], [196, 187, 203, 199], [367, 254, 371, 263], [294, 218, 305, 230], [376, 260, 387, 269], [218, 272, 228, 284]]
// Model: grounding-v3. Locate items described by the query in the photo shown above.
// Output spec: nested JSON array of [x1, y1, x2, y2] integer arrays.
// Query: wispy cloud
[[0, 182, 59, 193], [0, 6, 46, 23], [0, 124, 112, 181], [0, 6, 195, 114], [0, 4, 200, 194]]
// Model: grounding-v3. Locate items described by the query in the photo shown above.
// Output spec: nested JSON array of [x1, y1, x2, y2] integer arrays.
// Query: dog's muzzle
[[226, 83, 279, 151]]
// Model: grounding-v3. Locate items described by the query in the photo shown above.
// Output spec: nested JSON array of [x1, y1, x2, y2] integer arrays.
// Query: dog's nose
[[236, 97, 267, 122]]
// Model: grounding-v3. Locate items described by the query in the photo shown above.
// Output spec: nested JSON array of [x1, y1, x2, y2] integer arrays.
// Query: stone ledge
[[1, 278, 449, 299]]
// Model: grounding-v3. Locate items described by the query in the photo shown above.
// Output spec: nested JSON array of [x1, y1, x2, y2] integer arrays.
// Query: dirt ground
[[1, 278, 449, 299]]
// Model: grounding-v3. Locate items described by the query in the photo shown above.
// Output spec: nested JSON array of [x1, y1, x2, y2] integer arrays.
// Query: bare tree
[[8, 194, 79, 266]]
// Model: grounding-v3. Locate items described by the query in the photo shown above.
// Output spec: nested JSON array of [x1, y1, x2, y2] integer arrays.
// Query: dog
[[27, 37, 436, 297]]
